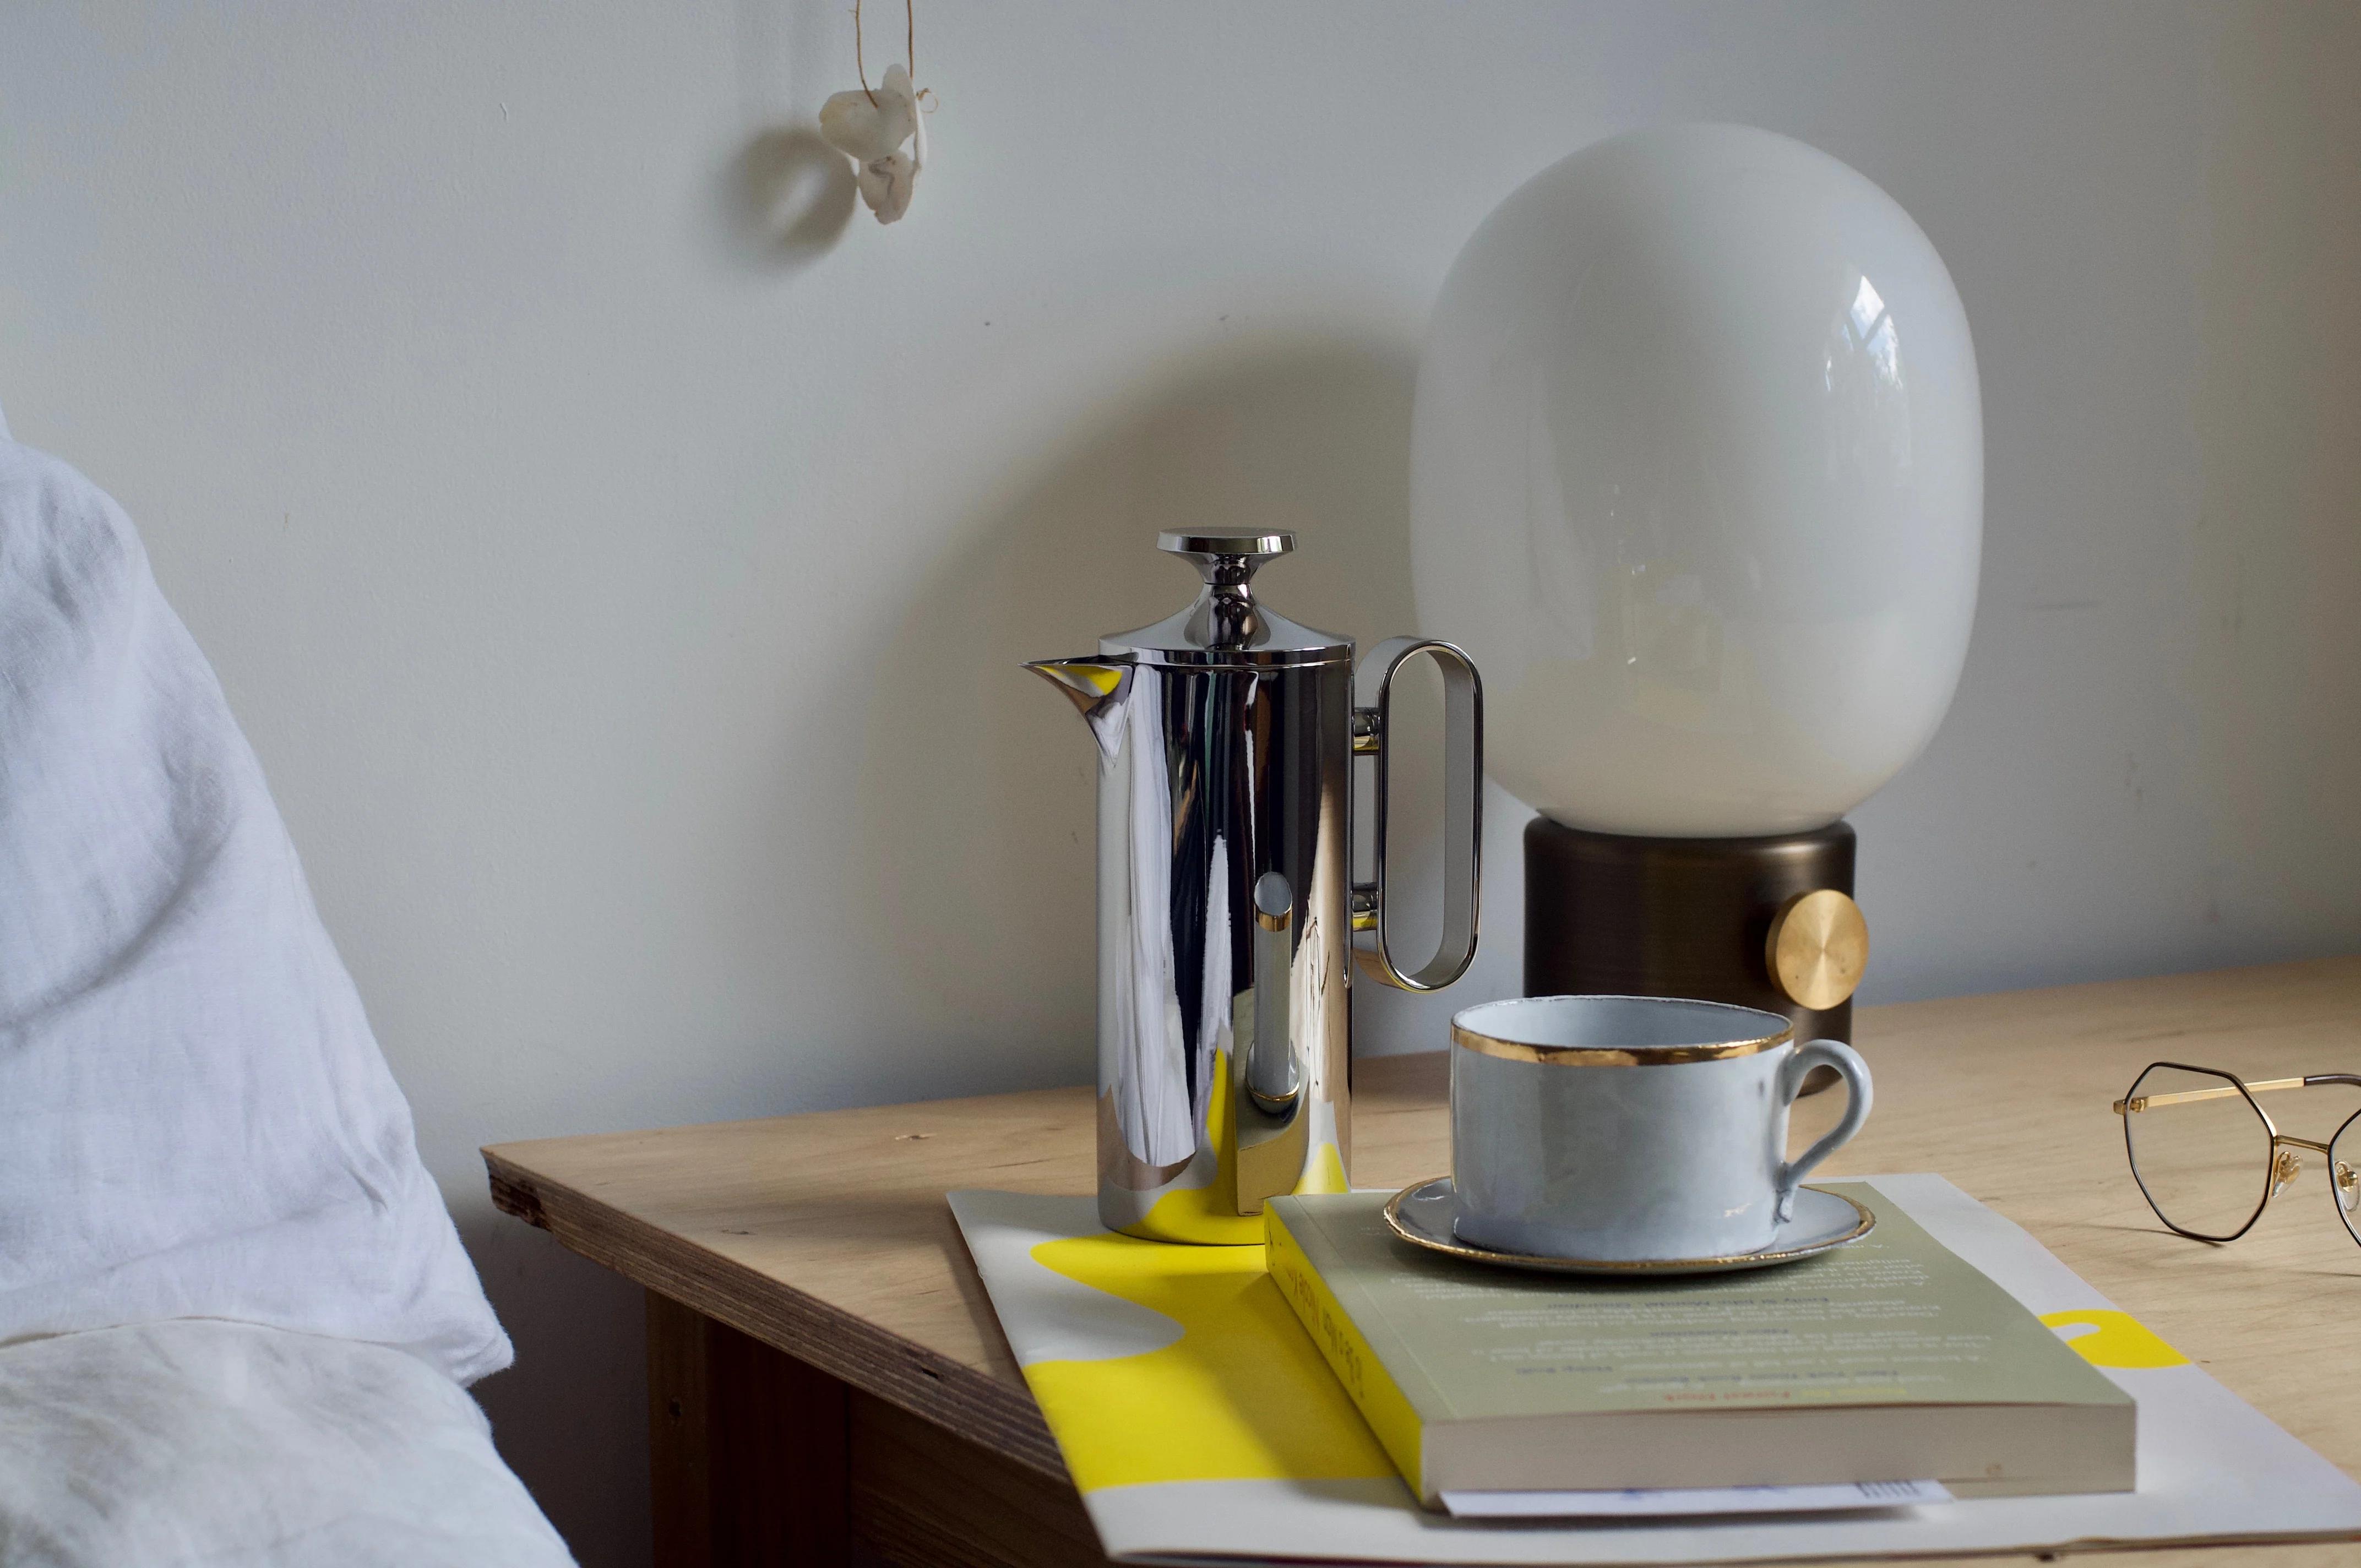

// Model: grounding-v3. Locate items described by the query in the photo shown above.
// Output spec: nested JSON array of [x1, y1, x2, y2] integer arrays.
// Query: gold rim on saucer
[[1382, 1176, 1876, 1276]]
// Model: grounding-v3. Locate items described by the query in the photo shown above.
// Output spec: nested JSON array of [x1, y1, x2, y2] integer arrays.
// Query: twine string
[[853, 0, 916, 110]]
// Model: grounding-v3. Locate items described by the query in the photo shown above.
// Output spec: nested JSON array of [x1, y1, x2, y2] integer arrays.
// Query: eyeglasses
[[2114, 1062, 2361, 1245]]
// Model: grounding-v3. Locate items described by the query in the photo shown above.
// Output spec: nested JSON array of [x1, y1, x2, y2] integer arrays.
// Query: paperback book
[[1265, 1186, 2134, 1508]]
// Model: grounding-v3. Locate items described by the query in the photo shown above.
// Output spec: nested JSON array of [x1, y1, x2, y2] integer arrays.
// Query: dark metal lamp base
[[1524, 817, 1859, 1047]]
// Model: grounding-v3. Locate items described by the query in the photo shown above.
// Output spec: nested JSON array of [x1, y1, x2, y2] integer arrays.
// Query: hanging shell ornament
[[820, 64, 928, 225]]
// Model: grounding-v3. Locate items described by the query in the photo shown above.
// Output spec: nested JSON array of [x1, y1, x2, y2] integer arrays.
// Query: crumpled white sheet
[[0, 407, 552, 1556], [0, 424, 508, 1385], [0, 1319, 573, 1568]]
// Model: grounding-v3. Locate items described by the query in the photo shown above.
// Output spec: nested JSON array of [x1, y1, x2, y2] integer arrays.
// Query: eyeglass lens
[[2123, 1064, 2273, 1240], [2331, 1114, 2361, 1248]]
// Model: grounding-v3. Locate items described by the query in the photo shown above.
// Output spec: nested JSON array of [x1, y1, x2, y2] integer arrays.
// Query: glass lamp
[[1410, 124, 1982, 1042]]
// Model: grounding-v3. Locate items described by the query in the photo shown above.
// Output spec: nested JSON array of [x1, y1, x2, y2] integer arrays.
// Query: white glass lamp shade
[[1411, 124, 1982, 837]]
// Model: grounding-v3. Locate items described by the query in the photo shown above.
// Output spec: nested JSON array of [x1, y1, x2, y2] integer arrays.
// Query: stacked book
[[1264, 1188, 2132, 1515], [948, 1174, 2361, 1562]]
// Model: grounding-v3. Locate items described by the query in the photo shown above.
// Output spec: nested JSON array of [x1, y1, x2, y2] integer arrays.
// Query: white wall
[[4, 3, 2358, 1560]]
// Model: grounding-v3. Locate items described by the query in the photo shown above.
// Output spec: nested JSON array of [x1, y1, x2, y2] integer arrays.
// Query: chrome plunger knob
[[1159, 532, 1293, 648], [1157, 531, 1293, 586]]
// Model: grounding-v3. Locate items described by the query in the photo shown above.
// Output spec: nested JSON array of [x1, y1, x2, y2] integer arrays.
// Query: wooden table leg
[[648, 1291, 850, 1566], [845, 1391, 1112, 1567], [645, 1290, 1112, 1568]]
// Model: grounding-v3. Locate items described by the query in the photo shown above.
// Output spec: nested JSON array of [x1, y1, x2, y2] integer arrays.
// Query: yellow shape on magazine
[[1130, 1180, 1267, 1244], [1120, 1052, 1347, 1242], [2042, 1309, 2190, 1368], [1023, 1231, 1392, 1493]]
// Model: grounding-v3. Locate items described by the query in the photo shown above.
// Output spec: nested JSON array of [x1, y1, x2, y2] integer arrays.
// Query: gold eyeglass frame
[[2113, 1060, 2361, 1244]]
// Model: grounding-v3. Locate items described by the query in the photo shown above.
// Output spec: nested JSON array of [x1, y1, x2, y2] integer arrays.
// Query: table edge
[[482, 1147, 1067, 1480]]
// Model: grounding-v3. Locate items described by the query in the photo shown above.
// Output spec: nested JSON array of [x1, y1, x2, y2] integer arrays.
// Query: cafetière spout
[[1025, 658, 1131, 721], [1025, 657, 1134, 758]]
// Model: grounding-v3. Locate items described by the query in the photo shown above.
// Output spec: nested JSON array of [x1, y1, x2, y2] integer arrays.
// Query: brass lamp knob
[[1766, 889, 1869, 1011]]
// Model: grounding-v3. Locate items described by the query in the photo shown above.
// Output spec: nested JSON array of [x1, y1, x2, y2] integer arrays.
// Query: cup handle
[[1774, 1039, 1874, 1222]]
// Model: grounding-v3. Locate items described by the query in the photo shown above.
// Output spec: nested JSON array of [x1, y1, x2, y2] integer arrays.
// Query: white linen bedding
[[0, 1320, 573, 1568], [0, 409, 565, 1559], [0, 424, 507, 1380]]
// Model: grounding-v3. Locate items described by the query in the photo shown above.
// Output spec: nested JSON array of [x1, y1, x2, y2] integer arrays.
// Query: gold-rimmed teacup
[[1449, 995, 1872, 1262]]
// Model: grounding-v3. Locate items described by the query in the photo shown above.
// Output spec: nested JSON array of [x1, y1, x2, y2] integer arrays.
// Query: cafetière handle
[[1351, 638, 1482, 992]]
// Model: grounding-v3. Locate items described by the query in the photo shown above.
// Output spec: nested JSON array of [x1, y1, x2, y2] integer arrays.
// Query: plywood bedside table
[[485, 958, 2361, 1568]]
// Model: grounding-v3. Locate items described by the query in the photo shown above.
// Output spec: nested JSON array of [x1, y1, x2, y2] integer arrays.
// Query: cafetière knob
[[1766, 889, 1869, 1011], [1157, 531, 1293, 585]]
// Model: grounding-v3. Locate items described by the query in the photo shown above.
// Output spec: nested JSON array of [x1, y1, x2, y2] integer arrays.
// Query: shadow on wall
[[464, 1213, 650, 1567], [716, 126, 857, 270], [846, 337, 1423, 1097]]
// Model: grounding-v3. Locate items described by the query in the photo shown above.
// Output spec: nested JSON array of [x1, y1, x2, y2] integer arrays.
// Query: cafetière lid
[[1101, 531, 1352, 667]]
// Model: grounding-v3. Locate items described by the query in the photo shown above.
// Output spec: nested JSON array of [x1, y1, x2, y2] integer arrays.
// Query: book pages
[[950, 1175, 2361, 1564], [1441, 1479, 1952, 1518]]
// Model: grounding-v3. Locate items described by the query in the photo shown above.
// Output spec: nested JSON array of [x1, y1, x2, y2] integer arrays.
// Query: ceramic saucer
[[1383, 1177, 1875, 1277]]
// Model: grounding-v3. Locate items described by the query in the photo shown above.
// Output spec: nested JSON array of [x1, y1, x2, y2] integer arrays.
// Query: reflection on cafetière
[[1031, 532, 1481, 1244]]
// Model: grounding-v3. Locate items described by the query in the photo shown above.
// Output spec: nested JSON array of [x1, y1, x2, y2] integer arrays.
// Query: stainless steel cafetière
[[1030, 532, 1481, 1243]]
